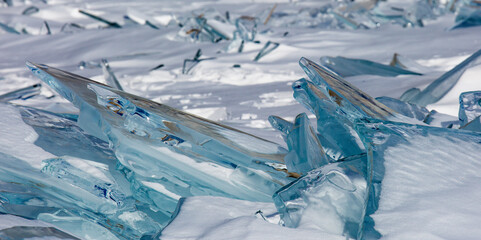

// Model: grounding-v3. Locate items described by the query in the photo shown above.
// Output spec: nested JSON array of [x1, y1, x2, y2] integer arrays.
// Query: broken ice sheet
[[319, 56, 422, 77], [273, 154, 369, 240], [27, 62, 292, 205]]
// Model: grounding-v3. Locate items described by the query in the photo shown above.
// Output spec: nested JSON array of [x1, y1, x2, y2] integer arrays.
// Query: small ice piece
[[60, 23, 85, 33], [0, 22, 21, 34], [282, 113, 332, 175], [78, 10, 121, 29], [376, 96, 429, 121], [452, 5, 481, 29], [273, 154, 369, 239], [331, 11, 362, 30], [22, 6, 39, 15], [423, 109, 460, 128], [459, 91, 481, 126], [406, 49, 481, 107], [78, 60, 100, 69], [319, 56, 422, 77], [253, 41, 279, 61], [236, 17, 258, 41], [299, 57, 396, 121], [101, 59, 123, 91], [182, 49, 215, 74], [0, 84, 41, 102], [460, 115, 481, 131], [42, 21, 51, 35]]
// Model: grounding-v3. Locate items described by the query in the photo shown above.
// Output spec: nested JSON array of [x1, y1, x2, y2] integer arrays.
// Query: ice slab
[[299, 57, 396, 121], [273, 154, 369, 240], [27, 62, 292, 206], [406, 49, 481, 107], [319, 56, 422, 77]]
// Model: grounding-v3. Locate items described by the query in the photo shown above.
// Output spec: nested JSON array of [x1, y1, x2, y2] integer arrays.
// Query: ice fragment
[[319, 56, 422, 77]]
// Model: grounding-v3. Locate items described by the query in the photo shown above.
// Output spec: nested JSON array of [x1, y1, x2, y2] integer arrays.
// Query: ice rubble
[[0, 1, 481, 239], [0, 43, 471, 239]]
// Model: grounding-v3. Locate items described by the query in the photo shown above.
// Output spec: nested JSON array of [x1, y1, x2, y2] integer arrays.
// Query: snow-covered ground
[[1, 0, 481, 239]]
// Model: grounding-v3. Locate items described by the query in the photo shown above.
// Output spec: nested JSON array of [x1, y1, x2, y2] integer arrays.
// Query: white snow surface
[[0, 0, 481, 239]]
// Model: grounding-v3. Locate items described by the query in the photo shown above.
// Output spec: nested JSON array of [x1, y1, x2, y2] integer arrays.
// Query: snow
[[0, 0, 481, 239], [162, 196, 345, 240]]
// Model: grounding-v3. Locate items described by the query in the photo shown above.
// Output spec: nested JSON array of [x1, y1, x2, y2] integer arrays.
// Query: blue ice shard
[[0, 84, 41, 102], [78, 10, 122, 28], [452, 5, 481, 29], [22, 6, 39, 15], [405, 49, 481, 107], [319, 56, 422, 77], [299, 57, 396, 121], [0, 22, 21, 34], [254, 41, 279, 62], [276, 113, 332, 175], [27, 62, 292, 206], [236, 17, 258, 41], [101, 59, 123, 91], [459, 91, 481, 126], [291, 78, 365, 160], [273, 154, 369, 239]]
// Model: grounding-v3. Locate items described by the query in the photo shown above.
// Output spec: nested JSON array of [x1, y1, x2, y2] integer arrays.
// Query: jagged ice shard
[[402, 49, 481, 106], [26, 62, 294, 219], [319, 56, 422, 77]]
